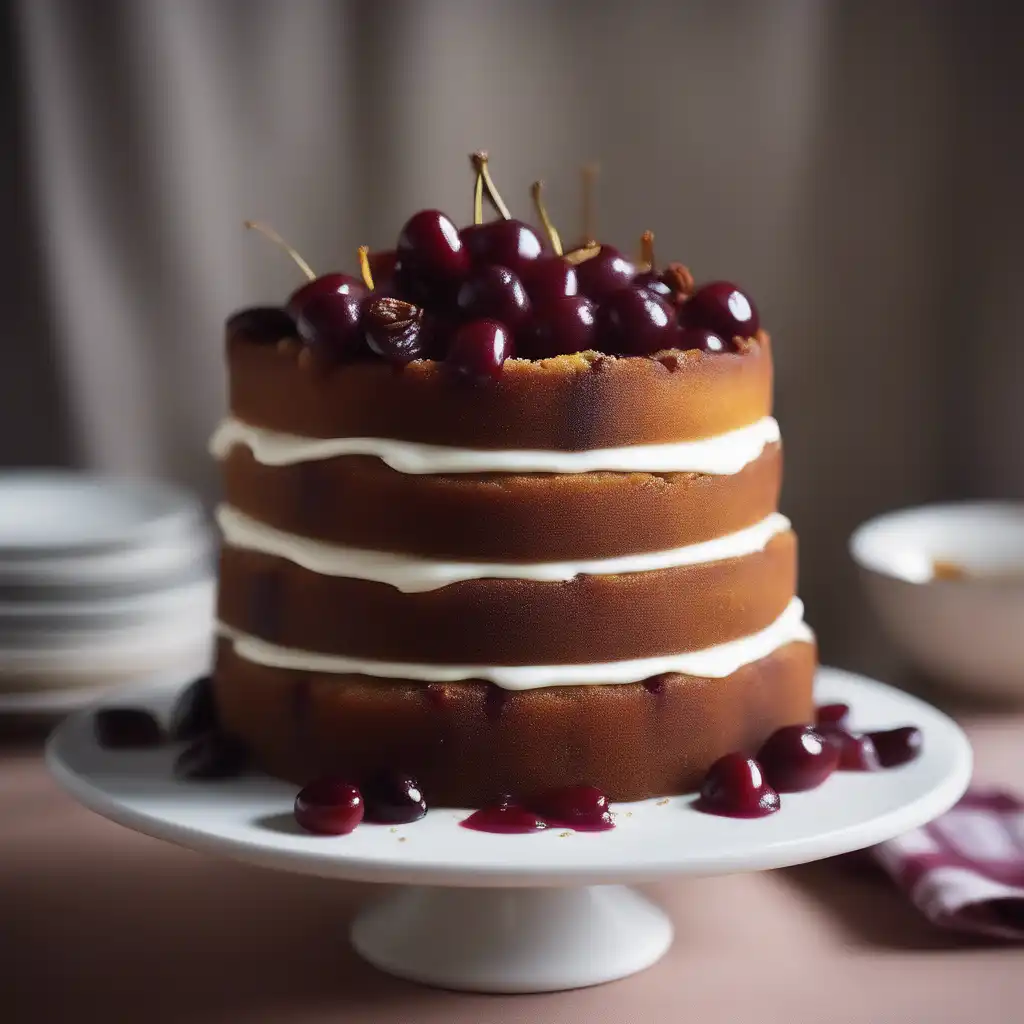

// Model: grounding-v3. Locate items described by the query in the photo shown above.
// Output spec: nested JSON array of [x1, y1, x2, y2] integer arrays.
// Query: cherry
[[677, 327, 732, 354], [521, 257, 578, 306], [829, 731, 882, 771], [170, 676, 218, 741], [461, 220, 543, 275], [462, 803, 548, 834], [527, 785, 614, 832], [294, 778, 364, 835], [696, 753, 780, 818], [682, 281, 760, 339], [174, 734, 248, 780], [361, 769, 427, 825], [757, 725, 839, 793], [867, 726, 923, 768], [396, 209, 469, 298], [598, 286, 680, 356], [520, 295, 597, 358], [286, 273, 365, 320], [816, 703, 851, 731], [94, 708, 163, 749], [456, 265, 532, 331], [296, 290, 366, 360], [368, 249, 398, 282], [226, 306, 297, 344], [363, 296, 427, 364], [446, 319, 514, 379], [634, 270, 674, 301], [574, 246, 636, 302]]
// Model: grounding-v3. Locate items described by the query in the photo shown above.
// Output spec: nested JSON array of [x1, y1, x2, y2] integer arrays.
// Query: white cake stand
[[46, 666, 971, 994]]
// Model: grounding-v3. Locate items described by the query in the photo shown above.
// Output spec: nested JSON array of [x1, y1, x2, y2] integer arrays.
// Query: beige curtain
[[5, 0, 1024, 679]]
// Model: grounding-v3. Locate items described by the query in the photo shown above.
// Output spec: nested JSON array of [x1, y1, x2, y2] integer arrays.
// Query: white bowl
[[850, 502, 1024, 700]]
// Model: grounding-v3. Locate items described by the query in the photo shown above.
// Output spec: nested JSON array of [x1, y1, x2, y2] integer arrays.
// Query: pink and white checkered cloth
[[871, 789, 1024, 940]]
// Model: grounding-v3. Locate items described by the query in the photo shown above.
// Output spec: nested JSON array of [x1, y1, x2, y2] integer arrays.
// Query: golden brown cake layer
[[217, 531, 797, 664], [221, 443, 782, 561], [214, 639, 816, 805], [226, 328, 773, 449]]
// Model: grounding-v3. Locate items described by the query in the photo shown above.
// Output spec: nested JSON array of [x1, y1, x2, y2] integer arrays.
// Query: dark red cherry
[[696, 753, 780, 818], [174, 734, 248, 780], [528, 785, 614, 832], [460, 219, 543, 274], [575, 246, 636, 302], [397, 210, 470, 296], [598, 286, 680, 356], [296, 290, 367, 360], [816, 703, 851, 731], [286, 273, 365, 320], [368, 249, 398, 281], [757, 725, 839, 793], [447, 319, 514, 379], [829, 731, 882, 772], [520, 257, 578, 306], [867, 726, 923, 768], [170, 676, 218, 741], [462, 803, 548, 834], [456, 265, 532, 331], [633, 270, 674, 302], [294, 778, 364, 835], [682, 281, 760, 339], [94, 708, 163, 749], [677, 327, 733, 354], [520, 295, 597, 359], [363, 296, 426, 364], [361, 770, 427, 825], [226, 306, 297, 344]]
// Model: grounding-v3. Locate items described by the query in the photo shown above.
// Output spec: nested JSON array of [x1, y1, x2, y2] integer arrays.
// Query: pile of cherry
[[94, 686, 922, 836], [240, 162, 761, 377]]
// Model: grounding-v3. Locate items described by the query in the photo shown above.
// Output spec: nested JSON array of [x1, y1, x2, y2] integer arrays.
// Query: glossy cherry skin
[[520, 257, 578, 306], [575, 246, 636, 302], [527, 785, 615, 832], [677, 327, 733, 354], [296, 291, 366, 360], [363, 297, 426, 364], [94, 708, 163, 749], [460, 219, 543, 275], [461, 803, 548, 834], [446, 319, 514, 379], [170, 676, 218, 741], [598, 286, 680, 356], [867, 726, 923, 768], [397, 209, 470, 297], [633, 270, 673, 302], [286, 273, 365, 320], [696, 753, 780, 818], [816, 703, 851, 731], [681, 281, 760, 339], [519, 295, 597, 359], [294, 778, 364, 835], [757, 725, 840, 793], [829, 731, 882, 772], [226, 306, 297, 344], [456, 265, 532, 331], [361, 770, 427, 825]]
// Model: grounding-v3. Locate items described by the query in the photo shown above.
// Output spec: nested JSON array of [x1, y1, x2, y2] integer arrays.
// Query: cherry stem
[[471, 152, 512, 220], [244, 221, 315, 281], [565, 243, 601, 266], [530, 180, 563, 256], [639, 230, 655, 272], [473, 163, 484, 225], [357, 246, 374, 290], [580, 163, 599, 246]]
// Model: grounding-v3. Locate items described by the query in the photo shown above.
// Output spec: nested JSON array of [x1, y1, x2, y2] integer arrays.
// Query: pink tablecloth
[[3, 709, 1023, 1024]]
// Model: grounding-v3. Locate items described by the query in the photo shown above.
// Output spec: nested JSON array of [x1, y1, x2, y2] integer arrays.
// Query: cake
[[210, 159, 817, 808]]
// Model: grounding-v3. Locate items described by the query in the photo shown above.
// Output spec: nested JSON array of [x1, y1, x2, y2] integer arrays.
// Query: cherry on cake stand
[[46, 666, 971, 994]]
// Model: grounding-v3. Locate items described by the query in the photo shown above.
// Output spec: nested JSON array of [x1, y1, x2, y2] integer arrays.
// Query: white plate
[[0, 472, 205, 559], [45, 667, 972, 992]]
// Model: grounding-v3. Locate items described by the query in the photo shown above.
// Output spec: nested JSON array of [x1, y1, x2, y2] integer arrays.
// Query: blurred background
[[2, 0, 1023, 682]]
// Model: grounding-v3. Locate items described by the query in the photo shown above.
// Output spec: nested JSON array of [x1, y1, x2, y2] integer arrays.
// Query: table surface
[[3, 694, 1023, 1024]]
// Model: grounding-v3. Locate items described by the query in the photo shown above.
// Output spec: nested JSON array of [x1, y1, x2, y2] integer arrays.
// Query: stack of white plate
[[0, 472, 215, 712]]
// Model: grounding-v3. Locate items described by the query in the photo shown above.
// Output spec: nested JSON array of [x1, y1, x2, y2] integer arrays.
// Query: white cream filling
[[210, 416, 780, 476], [217, 597, 813, 689], [217, 505, 791, 592]]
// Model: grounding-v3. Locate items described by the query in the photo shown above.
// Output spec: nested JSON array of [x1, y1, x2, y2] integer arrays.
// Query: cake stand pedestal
[[46, 667, 972, 994]]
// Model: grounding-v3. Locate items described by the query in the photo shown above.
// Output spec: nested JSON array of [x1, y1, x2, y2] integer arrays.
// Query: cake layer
[[216, 532, 797, 665], [219, 443, 782, 560], [227, 324, 773, 449], [213, 638, 817, 804]]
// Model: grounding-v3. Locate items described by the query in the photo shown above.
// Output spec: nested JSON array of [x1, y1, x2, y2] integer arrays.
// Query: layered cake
[[210, 159, 817, 807]]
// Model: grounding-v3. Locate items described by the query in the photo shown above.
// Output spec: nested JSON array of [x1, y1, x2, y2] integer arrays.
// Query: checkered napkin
[[871, 789, 1024, 940]]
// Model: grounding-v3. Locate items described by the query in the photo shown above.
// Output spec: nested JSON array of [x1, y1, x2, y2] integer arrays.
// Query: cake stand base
[[351, 883, 672, 993]]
